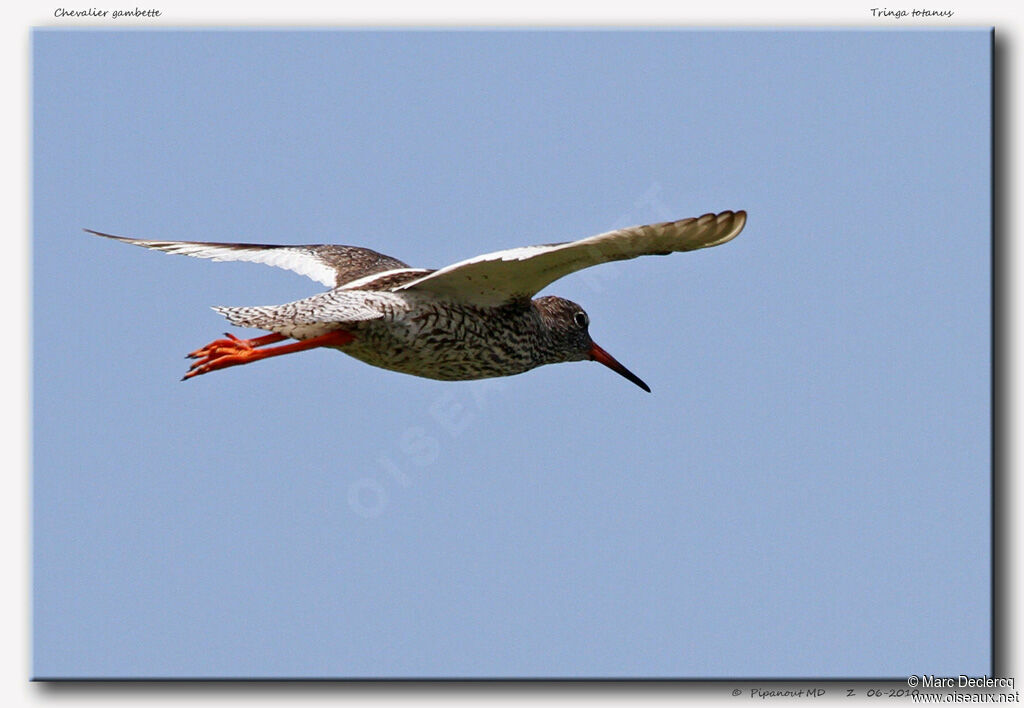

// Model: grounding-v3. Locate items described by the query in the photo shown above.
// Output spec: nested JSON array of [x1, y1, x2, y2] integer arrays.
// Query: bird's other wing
[[85, 229, 414, 288], [393, 211, 745, 306]]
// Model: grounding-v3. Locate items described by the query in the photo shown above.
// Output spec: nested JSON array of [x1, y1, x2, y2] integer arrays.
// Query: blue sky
[[33, 29, 991, 678]]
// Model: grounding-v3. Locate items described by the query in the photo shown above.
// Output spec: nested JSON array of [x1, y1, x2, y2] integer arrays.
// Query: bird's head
[[533, 296, 651, 393]]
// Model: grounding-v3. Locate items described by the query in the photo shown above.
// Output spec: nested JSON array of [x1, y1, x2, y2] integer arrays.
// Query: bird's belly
[[339, 306, 541, 382]]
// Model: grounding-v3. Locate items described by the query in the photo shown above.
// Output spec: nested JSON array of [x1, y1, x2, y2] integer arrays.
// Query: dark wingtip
[[84, 228, 121, 240]]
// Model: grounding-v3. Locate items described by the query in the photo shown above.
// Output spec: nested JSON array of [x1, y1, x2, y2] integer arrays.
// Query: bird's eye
[[573, 311, 589, 328]]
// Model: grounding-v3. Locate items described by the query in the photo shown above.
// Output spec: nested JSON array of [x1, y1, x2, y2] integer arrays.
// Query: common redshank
[[87, 210, 745, 392]]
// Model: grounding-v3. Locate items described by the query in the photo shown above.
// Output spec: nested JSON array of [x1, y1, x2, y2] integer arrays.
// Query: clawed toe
[[182, 351, 251, 380], [183, 333, 260, 379], [180, 330, 349, 381], [187, 333, 246, 360]]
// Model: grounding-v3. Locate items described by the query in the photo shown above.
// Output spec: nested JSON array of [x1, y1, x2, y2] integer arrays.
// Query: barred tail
[[210, 290, 389, 340], [210, 305, 335, 340], [213, 305, 276, 329]]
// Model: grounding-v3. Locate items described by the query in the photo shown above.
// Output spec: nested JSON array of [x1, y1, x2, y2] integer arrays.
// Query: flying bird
[[87, 210, 745, 392]]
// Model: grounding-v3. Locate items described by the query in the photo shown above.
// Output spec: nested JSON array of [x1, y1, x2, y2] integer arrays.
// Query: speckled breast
[[340, 299, 548, 381]]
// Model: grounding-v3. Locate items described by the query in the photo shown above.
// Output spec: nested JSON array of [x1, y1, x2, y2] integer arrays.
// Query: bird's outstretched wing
[[394, 211, 746, 306], [85, 229, 417, 288]]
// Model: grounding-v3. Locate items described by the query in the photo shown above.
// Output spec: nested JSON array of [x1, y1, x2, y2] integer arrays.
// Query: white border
[[7, 2, 1018, 705]]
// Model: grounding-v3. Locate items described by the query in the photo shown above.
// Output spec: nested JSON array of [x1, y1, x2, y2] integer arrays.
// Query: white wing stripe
[[170, 243, 338, 286], [339, 268, 431, 290], [86, 232, 339, 287]]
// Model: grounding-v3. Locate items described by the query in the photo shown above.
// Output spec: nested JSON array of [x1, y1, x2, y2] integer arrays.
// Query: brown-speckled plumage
[[88, 210, 746, 391], [339, 295, 592, 382]]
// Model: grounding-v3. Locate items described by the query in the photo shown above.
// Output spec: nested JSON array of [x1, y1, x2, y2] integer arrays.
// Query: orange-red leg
[[186, 332, 287, 360], [182, 330, 354, 381]]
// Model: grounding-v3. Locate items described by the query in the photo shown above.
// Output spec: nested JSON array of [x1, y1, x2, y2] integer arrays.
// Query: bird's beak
[[588, 342, 651, 393]]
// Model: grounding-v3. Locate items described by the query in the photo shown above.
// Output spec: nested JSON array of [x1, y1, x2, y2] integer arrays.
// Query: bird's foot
[[186, 332, 285, 361], [181, 330, 354, 381], [184, 332, 287, 380]]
